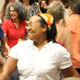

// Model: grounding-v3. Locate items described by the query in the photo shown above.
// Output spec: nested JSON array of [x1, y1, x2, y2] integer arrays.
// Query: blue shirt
[[0, 27, 4, 40]]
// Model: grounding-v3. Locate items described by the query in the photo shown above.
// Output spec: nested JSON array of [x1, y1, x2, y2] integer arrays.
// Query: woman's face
[[10, 6, 19, 21], [26, 15, 46, 41]]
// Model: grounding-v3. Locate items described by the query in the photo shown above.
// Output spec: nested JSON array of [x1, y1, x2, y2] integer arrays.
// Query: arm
[[2, 21, 10, 56], [1, 34, 6, 50], [0, 56, 18, 80], [2, 33, 10, 56], [0, 54, 5, 64], [64, 29, 72, 54], [1, 35, 10, 57], [36, 2, 42, 13], [61, 66, 80, 78], [41, 1, 48, 9]]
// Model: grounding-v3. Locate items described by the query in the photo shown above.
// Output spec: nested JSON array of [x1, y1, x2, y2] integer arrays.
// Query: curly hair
[[47, 1, 65, 22], [5, 1, 28, 21]]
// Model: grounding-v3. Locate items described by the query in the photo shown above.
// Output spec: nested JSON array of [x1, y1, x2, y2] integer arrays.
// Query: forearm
[[62, 66, 80, 78], [0, 57, 18, 80], [0, 54, 5, 64], [0, 71, 9, 80]]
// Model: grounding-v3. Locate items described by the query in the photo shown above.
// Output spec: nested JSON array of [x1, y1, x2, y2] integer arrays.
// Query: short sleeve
[[59, 48, 72, 69], [0, 27, 4, 40], [2, 21, 8, 34], [8, 44, 19, 59]]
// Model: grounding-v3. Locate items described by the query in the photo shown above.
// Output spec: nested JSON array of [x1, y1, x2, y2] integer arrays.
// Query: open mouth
[[11, 15, 15, 17]]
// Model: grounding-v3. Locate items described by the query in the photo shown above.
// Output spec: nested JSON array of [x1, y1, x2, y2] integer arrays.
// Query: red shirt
[[2, 19, 27, 48]]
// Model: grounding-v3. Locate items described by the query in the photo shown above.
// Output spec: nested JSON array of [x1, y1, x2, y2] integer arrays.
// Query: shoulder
[[52, 43, 71, 58], [13, 39, 33, 49], [9, 40, 33, 54], [48, 42, 70, 62], [49, 42, 68, 53], [2, 19, 12, 25]]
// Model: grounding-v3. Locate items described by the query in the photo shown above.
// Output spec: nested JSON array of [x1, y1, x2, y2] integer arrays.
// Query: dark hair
[[61, 0, 70, 8], [70, 0, 80, 14], [19, 0, 38, 5], [30, 0, 38, 5], [5, 2, 28, 21], [38, 15, 57, 43], [19, 0, 23, 3]]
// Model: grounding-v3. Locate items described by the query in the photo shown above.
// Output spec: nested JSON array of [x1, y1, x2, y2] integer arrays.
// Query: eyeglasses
[[26, 24, 41, 29]]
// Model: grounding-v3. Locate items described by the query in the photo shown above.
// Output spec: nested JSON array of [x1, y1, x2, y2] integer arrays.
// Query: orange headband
[[38, 13, 54, 30]]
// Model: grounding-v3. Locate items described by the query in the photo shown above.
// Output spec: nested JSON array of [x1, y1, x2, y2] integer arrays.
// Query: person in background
[[1, 0, 15, 22], [19, 0, 41, 20], [60, 0, 70, 17], [0, 27, 6, 73], [0, 13, 80, 80], [0, 27, 6, 65], [2, 2, 28, 56], [47, 1, 72, 54], [38, 0, 49, 13], [2, 2, 28, 80], [65, 0, 80, 74]]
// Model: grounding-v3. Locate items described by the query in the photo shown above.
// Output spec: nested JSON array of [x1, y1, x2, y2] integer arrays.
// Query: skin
[[10, 6, 19, 23], [47, 1, 72, 54], [0, 15, 79, 80], [26, 15, 48, 49], [56, 19, 72, 54], [41, 0, 48, 9], [68, 7, 74, 16], [0, 54, 5, 64]]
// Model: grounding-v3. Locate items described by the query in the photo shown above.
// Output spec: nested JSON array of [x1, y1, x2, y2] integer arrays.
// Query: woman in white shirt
[[0, 13, 79, 80]]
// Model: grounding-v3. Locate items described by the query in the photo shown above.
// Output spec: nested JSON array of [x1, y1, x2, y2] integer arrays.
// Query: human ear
[[42, 25, 47, 32]]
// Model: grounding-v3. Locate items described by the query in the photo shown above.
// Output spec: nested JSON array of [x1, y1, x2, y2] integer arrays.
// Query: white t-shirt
[[9, 40, 72, 80]]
